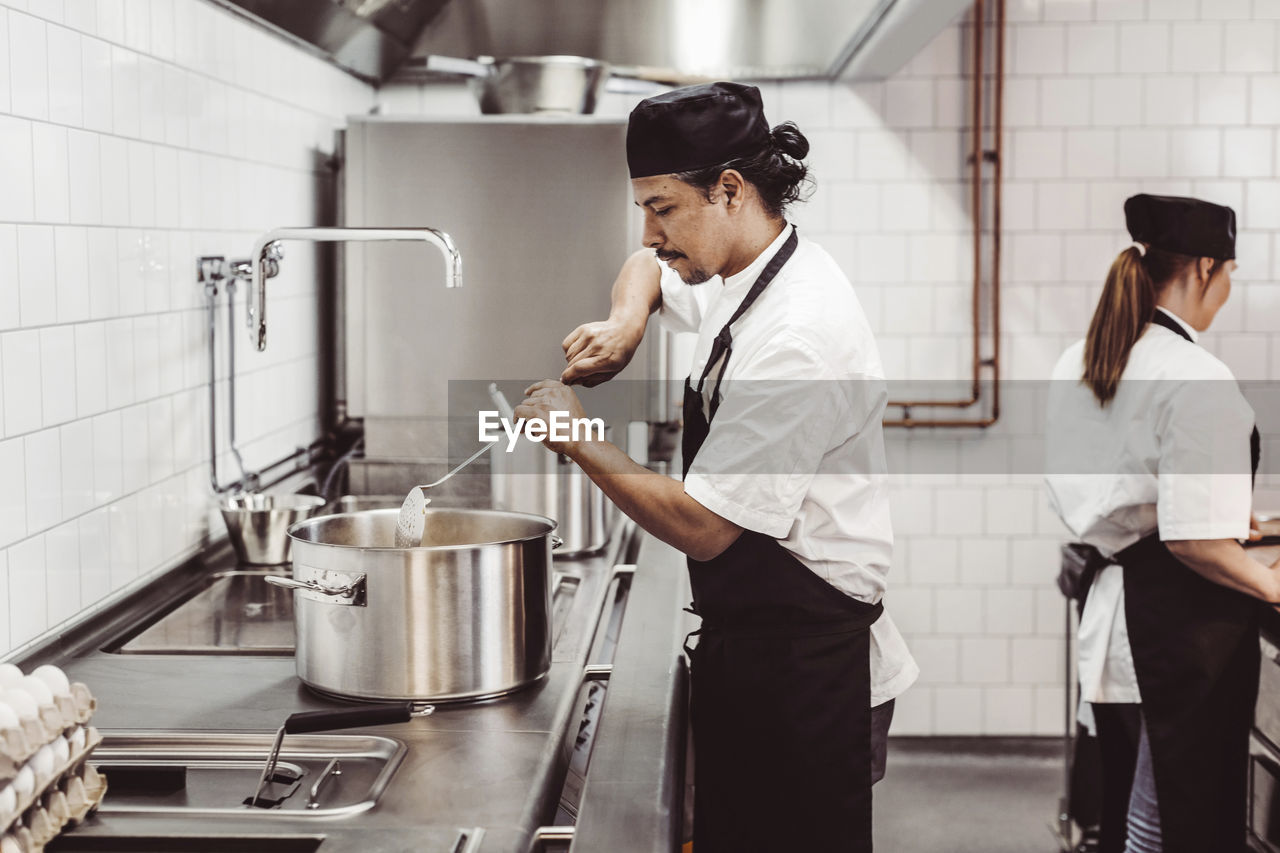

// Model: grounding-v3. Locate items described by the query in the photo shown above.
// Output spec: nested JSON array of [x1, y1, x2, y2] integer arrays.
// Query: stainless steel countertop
[[41, 521, 691, 853]]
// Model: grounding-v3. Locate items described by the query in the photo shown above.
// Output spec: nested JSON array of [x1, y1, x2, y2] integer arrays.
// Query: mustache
[[656, 251, 685, 263]]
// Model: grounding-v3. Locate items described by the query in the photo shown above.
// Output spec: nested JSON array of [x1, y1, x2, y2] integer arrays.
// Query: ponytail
[[673, 121, 814, 219], [1083, 246, 1155, 406]]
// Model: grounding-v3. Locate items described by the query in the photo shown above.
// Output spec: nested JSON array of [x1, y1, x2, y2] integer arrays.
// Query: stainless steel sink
[[91, 731, 406, 818], [114, 571, 296, 655]]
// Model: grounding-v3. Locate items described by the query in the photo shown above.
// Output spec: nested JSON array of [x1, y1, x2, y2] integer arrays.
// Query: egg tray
[[0, 685, 97, 772], [0, 728, 106, 852]]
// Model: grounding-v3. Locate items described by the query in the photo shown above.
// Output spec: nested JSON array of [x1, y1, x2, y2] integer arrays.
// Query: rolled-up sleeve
[[657, 259, 704, 334]]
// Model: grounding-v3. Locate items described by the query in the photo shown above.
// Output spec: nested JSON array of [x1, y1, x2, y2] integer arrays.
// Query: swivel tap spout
[[246, 227, 462, 352]]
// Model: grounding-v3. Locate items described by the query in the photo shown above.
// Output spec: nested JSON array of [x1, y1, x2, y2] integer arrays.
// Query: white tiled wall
[[0, 0, 375, 656], [381, 0, 1280, 735]]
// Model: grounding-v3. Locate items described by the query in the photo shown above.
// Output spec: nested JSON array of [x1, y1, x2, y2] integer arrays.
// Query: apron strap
[[694, 228, 801, 423]]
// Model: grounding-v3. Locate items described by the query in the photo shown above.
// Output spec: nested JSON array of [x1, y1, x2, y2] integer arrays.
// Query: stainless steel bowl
[[219, 493, 327, 565], [476, 56, 610, 114]]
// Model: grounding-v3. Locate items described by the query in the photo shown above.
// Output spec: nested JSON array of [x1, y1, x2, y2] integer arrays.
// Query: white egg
[[18, 676, 52, 707], [30, 665, 71, 699], [0, 690, 37, 722], [0, 700, 18, 730], [0, 664, 21, 691], [51, 735, 70, 765], [68, 726, 86, 752], [12, 766, 34, 798], [0, 835, 21, 853], [0, 784, 15, 817], [31, 744, 56, 784]]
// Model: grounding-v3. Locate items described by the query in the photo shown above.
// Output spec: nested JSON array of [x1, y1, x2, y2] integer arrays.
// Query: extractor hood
[[209, 0, 972, 85]]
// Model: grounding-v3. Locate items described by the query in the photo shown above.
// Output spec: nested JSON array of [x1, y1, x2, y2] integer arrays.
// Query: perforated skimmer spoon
[[393, 385, 515, 548]]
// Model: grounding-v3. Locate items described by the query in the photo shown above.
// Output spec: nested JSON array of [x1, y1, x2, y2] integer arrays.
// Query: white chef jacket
[[658, 224, 919, 706], [1044, 306, 1256, 705]]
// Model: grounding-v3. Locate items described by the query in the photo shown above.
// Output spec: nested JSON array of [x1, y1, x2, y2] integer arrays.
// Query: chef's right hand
[[560, 318, 644, 387]]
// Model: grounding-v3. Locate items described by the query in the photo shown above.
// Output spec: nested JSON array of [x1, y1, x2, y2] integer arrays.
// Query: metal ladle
[[393, 384, 516, 548]]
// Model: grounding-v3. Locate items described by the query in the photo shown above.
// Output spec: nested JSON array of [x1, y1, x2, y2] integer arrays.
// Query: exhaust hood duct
[[210, 0, 971, 84]]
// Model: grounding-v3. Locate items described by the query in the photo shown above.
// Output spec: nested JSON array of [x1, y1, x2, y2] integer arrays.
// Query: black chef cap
[[626, 82, 772, 179], [1124, 193, 1236, 260]]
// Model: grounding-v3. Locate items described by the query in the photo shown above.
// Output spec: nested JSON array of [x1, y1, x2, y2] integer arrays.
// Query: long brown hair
[[1082, 246, 1215, 405]]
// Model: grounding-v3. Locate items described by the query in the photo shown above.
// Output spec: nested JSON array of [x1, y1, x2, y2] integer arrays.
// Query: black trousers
[[1091, 703, 1142, 853]]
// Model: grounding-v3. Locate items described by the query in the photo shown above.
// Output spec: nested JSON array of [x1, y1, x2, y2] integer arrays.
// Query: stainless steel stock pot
[[270, 508, 558, 702]]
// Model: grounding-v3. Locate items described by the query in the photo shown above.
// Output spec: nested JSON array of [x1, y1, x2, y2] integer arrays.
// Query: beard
[[658, 251, 712, 285]]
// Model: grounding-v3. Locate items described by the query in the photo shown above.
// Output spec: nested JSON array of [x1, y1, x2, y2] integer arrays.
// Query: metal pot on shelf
[[420, 54, 611, 114], [267, 507, 559, 703]]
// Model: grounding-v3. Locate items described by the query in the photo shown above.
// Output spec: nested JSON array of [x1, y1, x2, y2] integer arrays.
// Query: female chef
[[1045, 194, 1280, 853]]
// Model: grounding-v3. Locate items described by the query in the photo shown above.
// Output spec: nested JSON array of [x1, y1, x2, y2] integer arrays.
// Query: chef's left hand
[[515, 380, 587, 456]]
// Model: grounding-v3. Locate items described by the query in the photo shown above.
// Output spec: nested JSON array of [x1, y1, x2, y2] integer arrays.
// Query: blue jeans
[[1125, 719, 1162, 852]]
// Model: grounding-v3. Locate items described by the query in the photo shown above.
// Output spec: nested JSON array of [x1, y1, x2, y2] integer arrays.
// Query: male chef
[[515, 82, 916, 852]]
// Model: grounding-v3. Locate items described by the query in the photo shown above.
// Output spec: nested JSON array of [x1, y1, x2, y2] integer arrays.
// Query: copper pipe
[[884, 0, 1004, 428]]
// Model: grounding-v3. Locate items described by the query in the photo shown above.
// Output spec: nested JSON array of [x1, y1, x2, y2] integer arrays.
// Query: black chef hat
[[626, 82, 772, 179], [1124, 193, 1236, 260]]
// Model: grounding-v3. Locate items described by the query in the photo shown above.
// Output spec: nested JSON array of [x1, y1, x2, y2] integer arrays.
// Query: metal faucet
[[245, 227, 463, 351]]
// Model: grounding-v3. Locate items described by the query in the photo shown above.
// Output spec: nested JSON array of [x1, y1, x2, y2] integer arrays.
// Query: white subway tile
[[1090, 75, 1144, 127], [43, 520, 78, 626], [1, 330, 42, 438], [885, 79, 935, 129], [17, 224, 56, 327], [98, 136, 130, 226], [116, 229, 145, 315], [936, 585, 985, 635], [1015, 24, 1067, 75], [1003, 77, 1039, 127], [1011, 233, 1064, 283], [119, 402, 147, 493], [24, 428, 61, 532], [1117, 128, 1170, 177], [960, 636, 1010, 683], [9, 11, 49, 119], [1149, 0, 1199, 20], [94, 0, 124, 42], [137, 54, 164, 142], [135, 481, 163, 570], [1223, 21, 1276, 72], [1250, 77, 1280, 126], [1247, 181, 1280, 230], [1119, 22, 1171, 72], [1168, 127, 1221, 178], [984, 588, 1037, 635], [1213, 333, 1269, 381], [1043, 0, 1092, 20], [77, 506, 110, 605], [934, 487, 985, 536], [984, 686, 1035, 734], [1011, 636, 1066, 684], [62, 0, 93, 33], [111, 44, 140, 137], [107, 494, 139, 590], [1036, 182, 1089, 231], [146, 396, 173, 480], [91, 409, 121, 504], [1041, 78, 1091, 127], [149, 0, 173, 62], [1006, 0, 1043, 22], [933, 685, 984, 734], [52, 227, 89, 327], [911, 635, 960, 685], [908, 537, 961, 585], [1223, 128, 1272, 178], [59, 417, 93, 518], [1067, 24, 1118, 74], [46, 23, 83, 126], [0, 440, 26, 547], [856, 129, 910, 180], [121, 0, 149, 52], [131, 314, 158, 402], [7, 534, 48, 646], [1199, 0, 1250, 17], [73, 321, 105, 417], [64, 129, 101, 224], [1065, 129, 1117, 178], [38, 325, 75, 427], [126, 141, 155, 227], [103, 317, 134, 409], [984, 486, 1038, 536], [777, 81, 831, 128], [0, 227, 17, 332], [1011, 129, 1064, 178], [86, 227, 119, 320], [1144, 75, 1197, 126], [1189, 179, 1245, 212], [1198, 75, 1248, 125], [30, 122, 70, 224], [0, 116, 35, 222], [1170, 22, 1223, 72], [959, 538, 1009, 585], [79, 35, 112, 132], [1096, 0, 1145, 19]]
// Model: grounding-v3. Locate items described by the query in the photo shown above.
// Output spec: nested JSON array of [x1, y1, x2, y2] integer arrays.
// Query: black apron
[[1115, 308, 1261, 853], [682, 229, 884, 853]]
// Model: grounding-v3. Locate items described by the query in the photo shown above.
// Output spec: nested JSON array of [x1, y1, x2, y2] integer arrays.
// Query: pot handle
[[265, 575, 364, 600], [551, 535, 564, 550], [421, 54, 492, 78], [283, 703, 414, 735]]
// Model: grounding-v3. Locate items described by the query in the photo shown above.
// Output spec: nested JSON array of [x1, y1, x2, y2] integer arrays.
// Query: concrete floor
[[875, 738, 1068, 853]]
